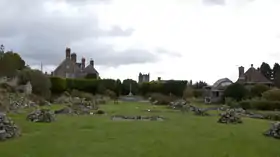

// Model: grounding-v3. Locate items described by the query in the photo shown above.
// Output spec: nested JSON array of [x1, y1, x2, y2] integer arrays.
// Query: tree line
[[0, 44, 208, 99], [259, 62, 280, 87]]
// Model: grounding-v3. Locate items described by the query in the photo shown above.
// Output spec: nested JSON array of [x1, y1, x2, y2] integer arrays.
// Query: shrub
[[250, 84, 270, 97], [183, 88, 194, 100], [193, 89, 203, 98], [17, 69, 51, 99], [239, 99, 280, 110], [149, 93, 175, 105], [262, 89, 280, 101], [71, 89, 94, 101], [225, 97, 240, 108], [223, 83, 248, 101], [50, 77, 67, 93]]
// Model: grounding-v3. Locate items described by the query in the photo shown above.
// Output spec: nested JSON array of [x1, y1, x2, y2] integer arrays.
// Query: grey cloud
[[156, 48, 182, 57], [202, 0, 226, 6], [0, 0, 159, 68], [202, 0, 255, 6]]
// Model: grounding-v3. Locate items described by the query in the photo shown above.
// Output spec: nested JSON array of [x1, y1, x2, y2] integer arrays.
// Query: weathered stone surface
[[0, 112, 21, 141], [264, 121, 280, 139], [26, 109, 55, 123], [54, 97, 98, 115], [218, 109, 242, 124], [111, 115, 165, 121], [193, 107, 210, 116]]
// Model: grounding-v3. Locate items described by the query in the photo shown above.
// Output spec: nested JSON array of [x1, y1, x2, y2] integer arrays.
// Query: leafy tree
[[272, 63, 280, 88], [262, 89, 280, 101], [250, 84, 270, 97], [183, 87, 194, 100], [0, 44, 4, 58], [18, 69, 51, 99], [122, 79, 138, 95], [0, 51, 25, 77], [193, 81, 208, 89], [49, 77, 67, 93], [259, 62, 272, 80], [114, 79, 122, 97], [223, 83, 248, 101]]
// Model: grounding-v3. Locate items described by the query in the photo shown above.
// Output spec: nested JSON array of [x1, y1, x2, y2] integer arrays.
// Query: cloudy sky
[[1, 0, 280, 84]]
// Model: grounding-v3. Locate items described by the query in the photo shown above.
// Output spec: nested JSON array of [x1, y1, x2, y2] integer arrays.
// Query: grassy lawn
[[1, 102, 280, 157]]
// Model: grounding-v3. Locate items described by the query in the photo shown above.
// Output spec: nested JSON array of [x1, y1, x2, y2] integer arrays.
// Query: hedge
[[240, 99, 280, 110], [49, 77, 66, 93]]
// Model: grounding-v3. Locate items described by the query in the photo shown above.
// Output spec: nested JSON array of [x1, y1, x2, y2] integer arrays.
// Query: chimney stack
[[238, 66, 244, 78], [90, 59, 94, 67], [66, 47, 71, 59], [251, 64, 253, 68], [81, 58, 86, 69], [70, 53, 77, 63]]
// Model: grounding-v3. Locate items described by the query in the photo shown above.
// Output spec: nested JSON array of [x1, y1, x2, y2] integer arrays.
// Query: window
[[66, 65, 70, 69]]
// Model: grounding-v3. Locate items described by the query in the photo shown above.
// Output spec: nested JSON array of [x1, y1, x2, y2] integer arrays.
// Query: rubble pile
[[263, 121, 280, 139], [169, 100, 189, 110], [193, 107, 210, 116], [0, 112, 21, 141], [26, 109, 55, 123], [218, 109, 242, 124], [111, 115, 165, 121], [54, 97, 99, 115]]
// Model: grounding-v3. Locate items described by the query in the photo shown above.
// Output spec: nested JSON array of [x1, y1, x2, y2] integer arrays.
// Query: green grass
[[1, 102, 280, 157]]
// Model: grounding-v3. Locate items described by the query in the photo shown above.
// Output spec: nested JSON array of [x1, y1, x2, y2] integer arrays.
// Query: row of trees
[[223, 83, 280, 110], [259, 62, 280, 87], [50, 76, 208, 97], [0, 44, 208, 99]]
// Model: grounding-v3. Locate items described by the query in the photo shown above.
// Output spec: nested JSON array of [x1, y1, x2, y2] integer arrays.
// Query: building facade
[[52, 47, 99, 78], [138, 73, 150, 83]]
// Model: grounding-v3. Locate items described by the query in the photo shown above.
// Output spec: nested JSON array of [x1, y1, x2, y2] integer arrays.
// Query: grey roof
[[212, 78, 233, 90], [84, 65, 99, 74]]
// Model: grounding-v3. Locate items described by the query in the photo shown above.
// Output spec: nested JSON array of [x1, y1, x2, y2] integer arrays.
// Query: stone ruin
[[263, 121, 280, 139], [0, 112, 21, 141], [111, 115, 165, 121], [26, 109, 55, 123], [169, 99, 189, 110], [54, 97, 100, 115], [192, 107, 210, 116], [218, 109, 242, 124]]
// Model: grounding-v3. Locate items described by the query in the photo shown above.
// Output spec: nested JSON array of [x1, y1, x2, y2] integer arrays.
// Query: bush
[[71, 89, 94, 101], [250, 84, 269, 97], [17, 69, 51, 99], [50, 77, 67, 93], [149, 93, 175, 105], [193, 89, 203, 98], [183, 88, 194, 100], [239, 99, 280, 110], [262, 89, 280, 101], [223, 83, 248, 101], [225, 97, 240, 108]]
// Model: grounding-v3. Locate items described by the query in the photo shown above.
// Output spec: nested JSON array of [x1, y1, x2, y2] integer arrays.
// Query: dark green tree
[[18, 69, 51, 99], [250, 84, 270, 97], [122, 79, 138, 95], [272, 63, 280, 88], [0, 51, 25, 77], [259, 62, 272, 80], [223, 83, 248, 101]]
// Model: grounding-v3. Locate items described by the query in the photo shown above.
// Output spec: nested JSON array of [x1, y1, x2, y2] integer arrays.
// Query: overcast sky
[[1, 0, 280, 84]]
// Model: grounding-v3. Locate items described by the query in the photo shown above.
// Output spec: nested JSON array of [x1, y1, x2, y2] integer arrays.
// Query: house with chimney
[[52, 47, 99, 78], [203, 64, 273, 103], [236, 64, 273, 86]]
